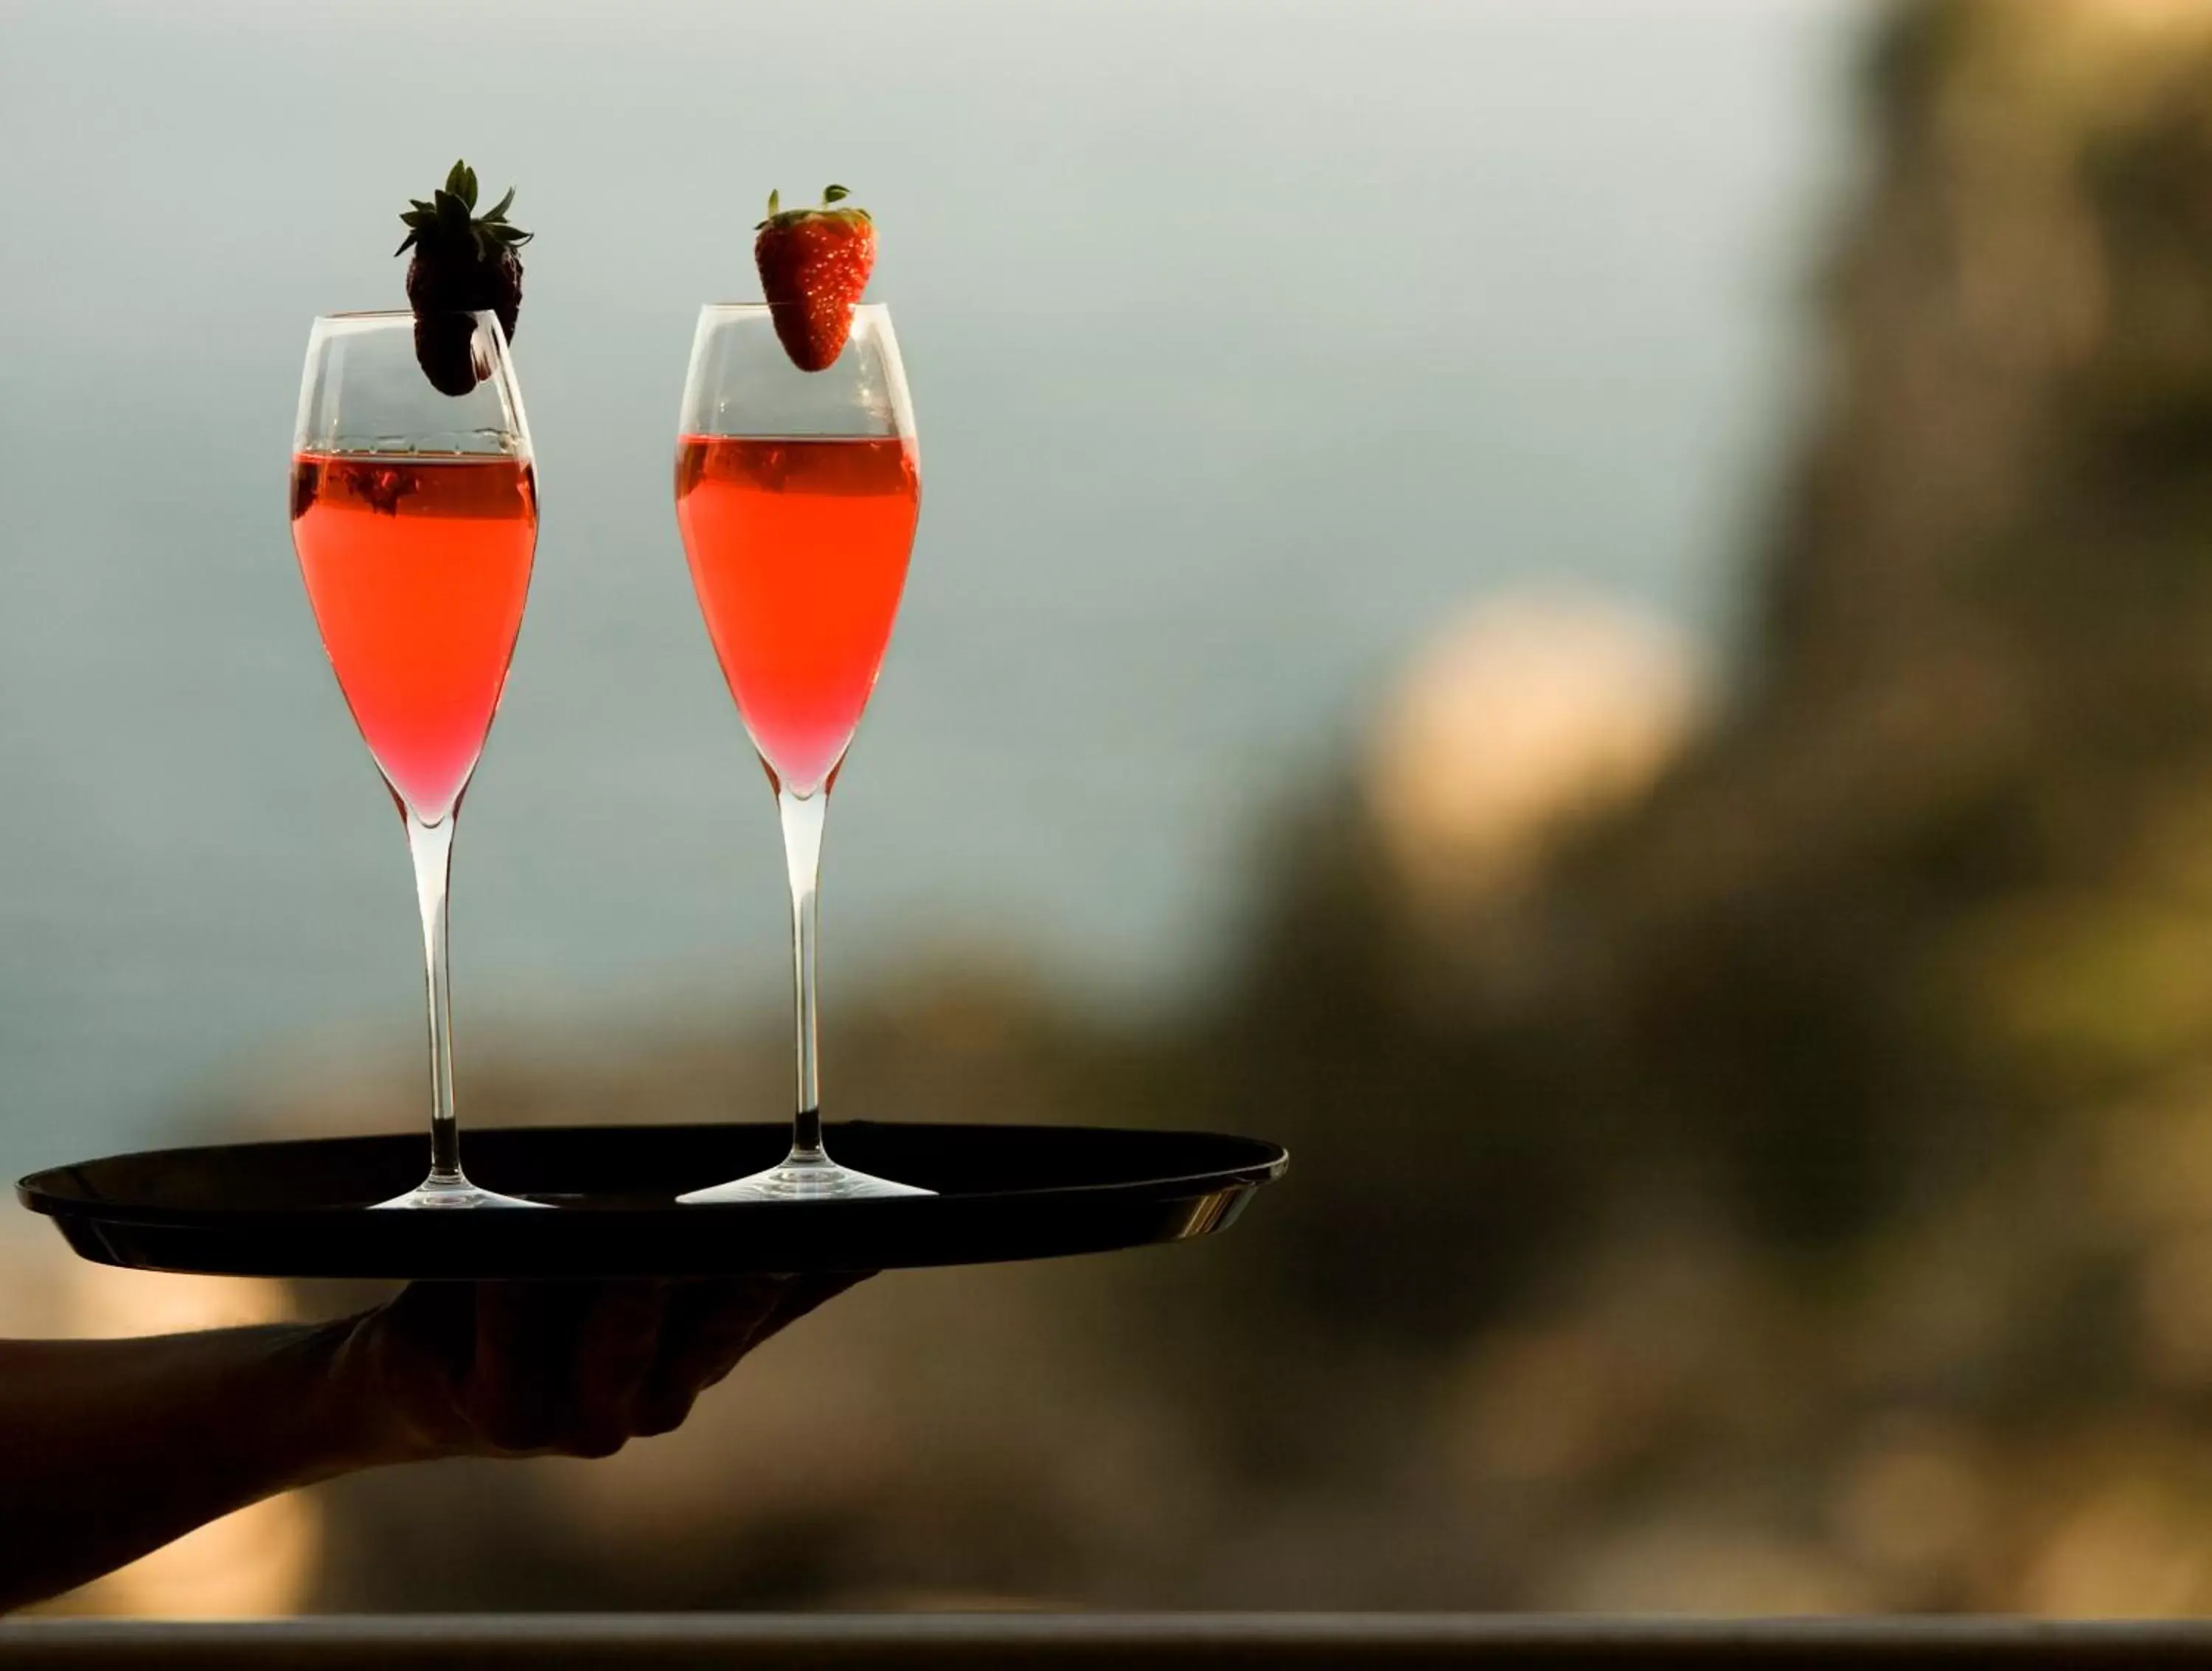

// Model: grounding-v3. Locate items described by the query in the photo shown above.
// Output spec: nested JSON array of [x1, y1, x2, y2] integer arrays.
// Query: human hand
[[326, 1274, 867, 1465]]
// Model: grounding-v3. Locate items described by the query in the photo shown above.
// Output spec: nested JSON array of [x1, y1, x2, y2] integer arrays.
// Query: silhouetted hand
[[330, 1274, 870, 1463], [0, 1270, 871, 1611]]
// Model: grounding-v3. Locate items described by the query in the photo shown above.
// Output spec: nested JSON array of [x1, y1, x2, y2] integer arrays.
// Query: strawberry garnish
[[396, 160, 532, 396], [754, 185, 877, 372]]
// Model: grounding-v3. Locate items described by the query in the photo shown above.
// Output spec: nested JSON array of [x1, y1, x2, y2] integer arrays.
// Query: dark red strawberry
[[395, 160, 531, 396], [754, 184, 877, 372]]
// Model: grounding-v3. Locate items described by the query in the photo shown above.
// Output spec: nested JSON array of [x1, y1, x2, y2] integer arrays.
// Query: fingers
[[636, 1268, 876, 1438], [396, 1271, 879, 1459], [465, 1282, 585, 1455], [633, 1277, 791, 1437], [566, 1280, 671, 1456], [747, 1269, 875, 1355]]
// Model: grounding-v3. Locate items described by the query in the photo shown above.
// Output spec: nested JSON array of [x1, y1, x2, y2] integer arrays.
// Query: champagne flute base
[[372, 1170, 546, 1210], [678, 1148, 933, 1204]]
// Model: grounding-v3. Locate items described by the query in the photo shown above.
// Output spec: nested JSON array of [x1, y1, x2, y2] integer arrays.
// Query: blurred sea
[[0, 0, 1857, 1167]]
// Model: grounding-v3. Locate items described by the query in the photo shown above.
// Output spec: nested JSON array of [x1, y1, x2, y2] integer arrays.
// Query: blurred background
[[10, 0, 2212, 1619]]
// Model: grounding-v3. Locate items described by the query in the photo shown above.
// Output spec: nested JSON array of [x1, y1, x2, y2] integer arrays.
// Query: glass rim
[[695, 301, 894, 319], [310, 308, 511, 330]]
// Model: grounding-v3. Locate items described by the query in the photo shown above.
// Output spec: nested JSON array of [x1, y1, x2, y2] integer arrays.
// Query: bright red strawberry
[[754, 185, 877, 372], [395, 160, 532, 395]]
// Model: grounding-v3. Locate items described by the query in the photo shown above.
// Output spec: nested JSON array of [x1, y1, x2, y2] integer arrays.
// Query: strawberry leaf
[[403, 165, 529, 258]]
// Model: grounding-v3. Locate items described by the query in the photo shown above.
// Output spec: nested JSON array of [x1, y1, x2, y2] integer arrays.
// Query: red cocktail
[[675, 434, 917, 796], [291, 452, 537, 820]]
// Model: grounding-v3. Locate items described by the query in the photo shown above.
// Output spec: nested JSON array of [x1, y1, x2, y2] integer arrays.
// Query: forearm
[[0, 1322, 394, 1611], [0, 1276, 852, 1612]]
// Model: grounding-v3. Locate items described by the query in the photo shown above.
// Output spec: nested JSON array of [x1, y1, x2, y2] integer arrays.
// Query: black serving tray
[[15, 1122, 1287, 1279]]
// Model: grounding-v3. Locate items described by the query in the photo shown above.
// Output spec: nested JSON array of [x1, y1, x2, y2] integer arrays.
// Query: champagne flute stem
[[405, 810, 462, 1184], [779, 788, 827, 1159]]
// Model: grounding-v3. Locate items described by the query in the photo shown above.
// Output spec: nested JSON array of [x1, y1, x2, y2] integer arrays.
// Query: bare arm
[[0, 1274, 862, 1613]]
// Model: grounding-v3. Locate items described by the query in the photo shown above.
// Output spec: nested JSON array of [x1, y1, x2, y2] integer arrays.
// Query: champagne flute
[[289, 310, 542, 1209], [673, 303, 932, 1202]]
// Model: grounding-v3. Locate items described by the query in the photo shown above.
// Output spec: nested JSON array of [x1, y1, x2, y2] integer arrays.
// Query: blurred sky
[[0, 0, 1861, 1164]]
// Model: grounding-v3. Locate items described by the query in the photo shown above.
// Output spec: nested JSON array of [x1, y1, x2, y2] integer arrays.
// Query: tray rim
[[15, 1120, 1291, 1227]]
